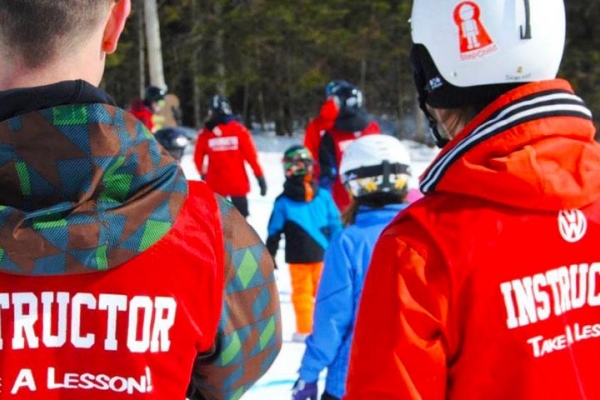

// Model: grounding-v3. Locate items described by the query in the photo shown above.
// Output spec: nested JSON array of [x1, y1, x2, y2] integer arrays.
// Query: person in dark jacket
[[0, 2, 281, 399], [266, 145, 342, 342]]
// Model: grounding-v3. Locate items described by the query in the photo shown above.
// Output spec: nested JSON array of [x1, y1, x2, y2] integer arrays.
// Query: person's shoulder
[[184, 180, 220, 213], [316, 188, 335, 202]]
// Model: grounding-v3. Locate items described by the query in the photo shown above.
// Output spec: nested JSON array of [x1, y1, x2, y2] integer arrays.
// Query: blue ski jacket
[[266, 187, 342, 264], [298, 203, 407, 398]]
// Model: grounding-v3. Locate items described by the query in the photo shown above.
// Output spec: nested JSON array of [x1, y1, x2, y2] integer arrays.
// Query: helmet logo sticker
[[453, 1, 498, 61], [558, 210, 587, 243]]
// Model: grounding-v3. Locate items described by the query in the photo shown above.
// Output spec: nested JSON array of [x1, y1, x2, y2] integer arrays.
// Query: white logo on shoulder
[[558, 209, 587, 243]]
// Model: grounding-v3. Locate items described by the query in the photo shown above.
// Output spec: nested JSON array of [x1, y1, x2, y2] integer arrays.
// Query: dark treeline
[[102, 0, 600, 141]]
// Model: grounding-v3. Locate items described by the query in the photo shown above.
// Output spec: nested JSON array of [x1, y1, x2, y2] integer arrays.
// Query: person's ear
[[102, 0, 132, 54]]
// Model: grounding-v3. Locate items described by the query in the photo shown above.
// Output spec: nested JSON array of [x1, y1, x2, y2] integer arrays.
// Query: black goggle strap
[[418, 99, 449, 149], [343, 162, 410, 182]]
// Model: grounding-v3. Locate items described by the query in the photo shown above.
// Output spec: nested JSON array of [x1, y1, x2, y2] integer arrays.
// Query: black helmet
[[144, 85, 167, 104], [154, 127, 190, 161], [334, 84, 364, 112], [209, 95, 233, 116], [325, 79, 353, 97]]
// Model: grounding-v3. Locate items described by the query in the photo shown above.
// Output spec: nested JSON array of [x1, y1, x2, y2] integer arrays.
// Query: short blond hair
[[0, 0, 112, 68]]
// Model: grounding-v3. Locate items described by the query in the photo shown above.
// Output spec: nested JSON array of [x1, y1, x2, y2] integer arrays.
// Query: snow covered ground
[[180, 132, 438, 399]]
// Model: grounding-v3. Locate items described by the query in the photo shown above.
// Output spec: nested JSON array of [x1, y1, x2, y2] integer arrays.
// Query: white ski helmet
[[410, 0, 565, 109], [340, 135, 411, 198]]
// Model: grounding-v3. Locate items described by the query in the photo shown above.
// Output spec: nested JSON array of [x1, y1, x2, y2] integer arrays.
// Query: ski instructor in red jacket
[[194, 95, 267, 218], [346, 1, 600, 399], [0, 1, 281, 399]]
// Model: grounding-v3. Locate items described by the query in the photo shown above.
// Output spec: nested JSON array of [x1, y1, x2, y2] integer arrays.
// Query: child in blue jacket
[[291, 135, 413, 400], [267, 145, 342, 342]]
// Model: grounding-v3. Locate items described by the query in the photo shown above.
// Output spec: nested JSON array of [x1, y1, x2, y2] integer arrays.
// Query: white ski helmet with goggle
[[410, 0, 565, 108], [340, 135, 411, 198]]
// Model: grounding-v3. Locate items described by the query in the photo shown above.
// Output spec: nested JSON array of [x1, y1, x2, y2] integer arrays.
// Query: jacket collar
[[419, 79, 600, 210]]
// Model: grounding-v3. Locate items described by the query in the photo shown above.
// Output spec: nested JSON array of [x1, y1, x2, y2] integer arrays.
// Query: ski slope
[[180, 132, 438, 399]]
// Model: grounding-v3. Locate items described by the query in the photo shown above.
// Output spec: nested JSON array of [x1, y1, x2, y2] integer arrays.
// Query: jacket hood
[[0, 103, 188, 276], [419, 79, 600, 211]]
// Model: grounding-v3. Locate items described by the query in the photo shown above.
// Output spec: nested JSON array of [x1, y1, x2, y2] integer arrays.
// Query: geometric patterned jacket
[[0, 82, 281, 399]]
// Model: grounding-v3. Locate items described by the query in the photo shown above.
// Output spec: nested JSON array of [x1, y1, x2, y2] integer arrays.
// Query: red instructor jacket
[[346, 79, 600, 400], [193, 120, 264, 197], [0, 182, 223, 399]]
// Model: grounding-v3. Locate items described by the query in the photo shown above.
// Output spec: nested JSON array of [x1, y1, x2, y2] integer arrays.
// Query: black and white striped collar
[[420, 89, 593, 194]]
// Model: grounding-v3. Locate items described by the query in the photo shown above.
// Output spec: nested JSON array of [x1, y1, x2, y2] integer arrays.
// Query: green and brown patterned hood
[[0, 103, 188, 275]]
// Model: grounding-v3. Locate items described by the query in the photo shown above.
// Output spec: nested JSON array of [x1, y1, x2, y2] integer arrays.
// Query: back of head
[[209, 95, 233, 117], [325, 79, 354, 98], [0, 0, 112, 68], [154, 127, 190, 161], [282, 145, 314, 179], [334, 84, 364, 114], [145, 85, 167, 105], [340, 135, 411, 202], [410, 0, 566, 110]]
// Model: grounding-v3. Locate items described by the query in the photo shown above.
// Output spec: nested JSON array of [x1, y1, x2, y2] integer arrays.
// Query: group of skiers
[[1, 0, 600, 399]]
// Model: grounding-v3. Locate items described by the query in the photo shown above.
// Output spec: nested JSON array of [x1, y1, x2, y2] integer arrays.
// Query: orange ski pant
[[289, 262, 324, 334]]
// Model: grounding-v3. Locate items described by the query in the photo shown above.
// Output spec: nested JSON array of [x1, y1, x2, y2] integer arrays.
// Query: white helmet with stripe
[[340, 135, 411, 198]]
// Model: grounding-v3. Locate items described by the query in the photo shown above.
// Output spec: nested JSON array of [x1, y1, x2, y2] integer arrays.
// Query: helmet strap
[[418, 98, 449, 148]]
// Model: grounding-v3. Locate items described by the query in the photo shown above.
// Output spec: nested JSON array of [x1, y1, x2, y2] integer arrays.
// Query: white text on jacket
[[500, 262, 600, 329], [0, 292, 176, 351]]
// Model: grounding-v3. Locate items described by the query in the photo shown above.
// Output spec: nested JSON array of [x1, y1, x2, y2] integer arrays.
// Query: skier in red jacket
[[0, 1, 281, 399], [129, 85, 167, 133], [194, 95, 267, 218], [346, 1, 600, 399]]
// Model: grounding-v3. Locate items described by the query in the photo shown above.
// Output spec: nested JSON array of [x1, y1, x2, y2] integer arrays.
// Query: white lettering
[[98, 294, 127, 351], [0, 293, 9, 350], [532, 273, 550, 321], [71, 293, 96, 348], [570, 263, 588, 309], [0, 292, 177, 351], [501, 262, 600, 328], [13, 293, 38, 349], [150, 297, 176, 352], [588, 263, 600, 306], [47, 367, 152, 394], [500, 282, 518, 328], [11, 369, 36, 394], [42, 292, 69, 348], [128, 296, 154, 353]]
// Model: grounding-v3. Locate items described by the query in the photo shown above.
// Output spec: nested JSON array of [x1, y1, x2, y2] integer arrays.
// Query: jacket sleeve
[[304, 118, 322, 178], [345, 217, 450, 400], [193, 130, 208, 176], [326, 191, 343, 237], [265, 198, 285, 258], [318, 133, 336, 190], [239, 124, 264, 178], [298, 231, 353, 382], [188, 195, 282, 400]]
